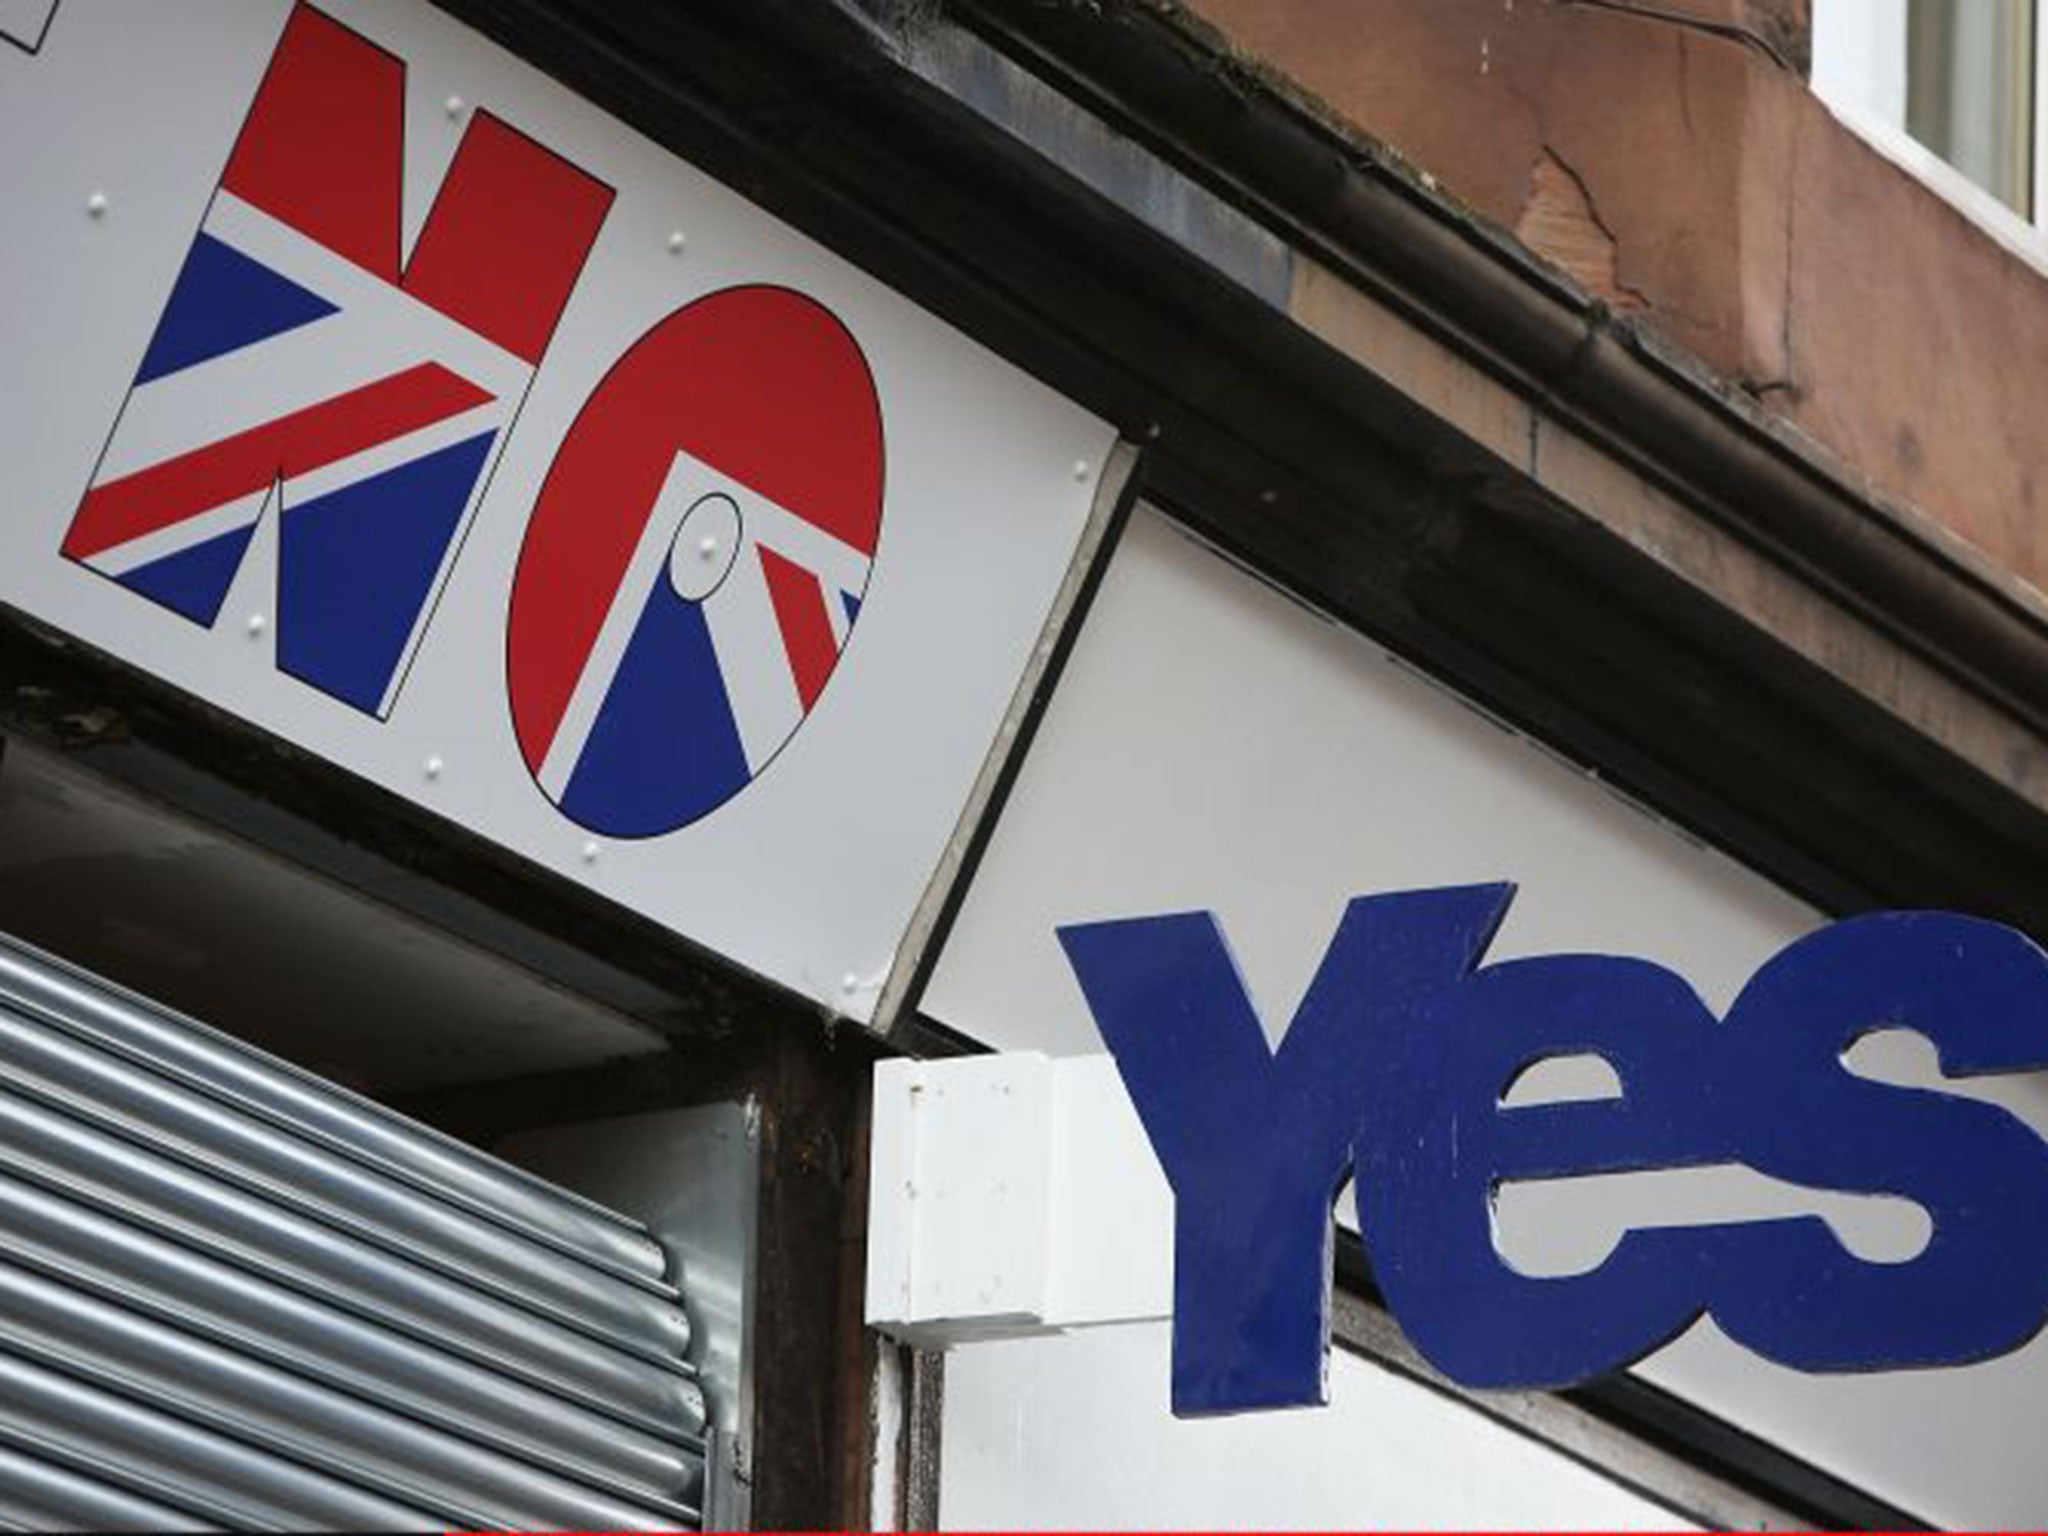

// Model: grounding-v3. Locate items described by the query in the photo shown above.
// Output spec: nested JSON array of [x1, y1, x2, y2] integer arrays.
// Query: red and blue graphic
[[507, 287, 884, 838], [61, 3, 612, 717]]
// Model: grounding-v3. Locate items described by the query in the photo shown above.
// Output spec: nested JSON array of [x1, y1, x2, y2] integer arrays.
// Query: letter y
[[1058, 883, 1513, 1415]]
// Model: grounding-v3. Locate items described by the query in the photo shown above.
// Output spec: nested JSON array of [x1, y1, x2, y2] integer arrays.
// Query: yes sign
[[1058, 884, 2048, 1412]]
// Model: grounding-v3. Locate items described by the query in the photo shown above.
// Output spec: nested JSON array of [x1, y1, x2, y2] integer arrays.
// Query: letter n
[[61, 3, 614, 716]]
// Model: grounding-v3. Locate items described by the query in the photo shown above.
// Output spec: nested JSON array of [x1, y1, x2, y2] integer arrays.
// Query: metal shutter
[[0, 930, 709, 1532]]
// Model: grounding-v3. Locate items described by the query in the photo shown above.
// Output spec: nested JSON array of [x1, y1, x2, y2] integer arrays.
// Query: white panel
[[866, 1054, 1170, 1343], [940, 1324, 1695, 1532], [866, 1055, 1056, 1340], [1044, 1054, 1174, 1323], [0, 0, 1113, 1025], [922, 506, 2048, 1528], [924, 508, 1814, 1057], [1812, 0, 1909, 126]]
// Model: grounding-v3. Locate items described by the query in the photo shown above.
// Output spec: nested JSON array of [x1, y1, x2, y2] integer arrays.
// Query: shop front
[[10, 0, 2048, 1529]]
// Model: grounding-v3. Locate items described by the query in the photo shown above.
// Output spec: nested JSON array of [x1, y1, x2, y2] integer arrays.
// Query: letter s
[[1712, 912, 2048, 1371]]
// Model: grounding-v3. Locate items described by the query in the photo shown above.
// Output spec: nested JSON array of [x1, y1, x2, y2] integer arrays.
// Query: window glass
[[1907, 0, 2035, 213]]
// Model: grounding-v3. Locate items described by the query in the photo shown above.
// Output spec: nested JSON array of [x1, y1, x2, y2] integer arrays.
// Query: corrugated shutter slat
[[0, 1008, 692, 1358], [0, 932, 708, 1532], [0, 1439, 221, 1532], [0, 940, 668, 1284], [0, 1168, 700, 1499]]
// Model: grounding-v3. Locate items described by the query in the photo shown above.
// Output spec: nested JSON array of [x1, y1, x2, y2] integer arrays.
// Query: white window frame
[[1811, 0, 2048, 279]]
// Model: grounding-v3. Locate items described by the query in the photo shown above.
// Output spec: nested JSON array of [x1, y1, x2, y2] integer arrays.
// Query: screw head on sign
[[444, 95, 465, 118], [246, 613, 266, 637], [668, 230, 687, 254], [581, 840, 600, 864], [86, 192, 108, 218], [669, 493, 742, 603]]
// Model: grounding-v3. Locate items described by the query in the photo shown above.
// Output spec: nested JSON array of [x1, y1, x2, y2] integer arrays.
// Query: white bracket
[[864, 1052, 1173, 1347]]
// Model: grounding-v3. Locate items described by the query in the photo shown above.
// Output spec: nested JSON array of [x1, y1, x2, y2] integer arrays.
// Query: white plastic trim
[[1810, 0, 2048, 281], [865, 1053, 1172, 1347]]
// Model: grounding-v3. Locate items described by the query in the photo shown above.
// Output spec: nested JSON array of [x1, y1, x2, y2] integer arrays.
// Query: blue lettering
[[1058, 885, 1512, 1415], [1060, 889, 2048, 1406], [1358, 950, 1729, 1389], [1715, 913, 2048, 1370]]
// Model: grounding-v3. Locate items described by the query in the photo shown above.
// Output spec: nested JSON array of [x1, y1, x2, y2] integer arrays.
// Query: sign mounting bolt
[[581, 840, 600, 864], [245, 613, 265, 637], [86, 192, 108, 218], [1072, 459, 1091, 482], [424, 755, 443, 781], [668, 230, 687, 254], [444, 94, 465, 118]]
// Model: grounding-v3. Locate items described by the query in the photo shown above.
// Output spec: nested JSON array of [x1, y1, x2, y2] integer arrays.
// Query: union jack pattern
[[507, 285, 885, 839], [531, 447, 874, 832], [61, 3, 611, 717]]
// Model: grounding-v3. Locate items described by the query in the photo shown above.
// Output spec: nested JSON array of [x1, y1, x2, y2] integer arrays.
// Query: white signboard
[[921, 505, 2048, 1529], [0, 0, 1115, 1022], [942, 1326, 1692, 1530]]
